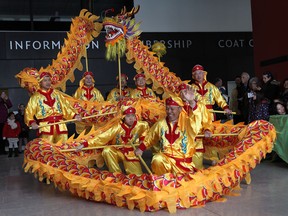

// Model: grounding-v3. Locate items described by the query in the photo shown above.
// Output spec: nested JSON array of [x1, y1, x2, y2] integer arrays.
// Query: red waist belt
[[205, 104, 213, 109], [165, 154, 196, 172], [39, 115, 63, 123]]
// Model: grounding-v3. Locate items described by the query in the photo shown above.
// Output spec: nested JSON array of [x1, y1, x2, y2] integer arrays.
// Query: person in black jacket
[[261, 71, 280, 114]]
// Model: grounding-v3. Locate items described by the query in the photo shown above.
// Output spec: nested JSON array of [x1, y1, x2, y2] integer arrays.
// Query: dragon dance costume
[[107, 86, 133, 102], [107, 73, 133, 102], [138, 97, 207, 175], [191, 64, 229, 162], [25, 88, 78, 143], [74, 86, 104, 102], [131, 87, 156, 99], [83, 106, 149, 175], [73, 71, 105, 135]]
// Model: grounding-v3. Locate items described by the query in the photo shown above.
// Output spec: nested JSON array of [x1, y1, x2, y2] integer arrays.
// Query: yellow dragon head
[[103, 6, 142, 61]]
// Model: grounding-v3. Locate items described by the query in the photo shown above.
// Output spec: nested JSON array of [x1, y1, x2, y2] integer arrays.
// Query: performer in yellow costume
[[79, 106, 149, 175], [107, 73, 133, 102], [73, 71, 104, 134], [131, 73, 156, 99], [74, 71, 104, 102], [178, 83, 213, 169], [25, 72, 82, 143], [135, 88, 213, 175], [190, 64, 232, 164], [191, 64, 232, 120]]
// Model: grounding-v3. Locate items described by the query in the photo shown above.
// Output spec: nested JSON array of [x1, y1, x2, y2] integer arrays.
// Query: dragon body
[[17, 7, 276, 213]]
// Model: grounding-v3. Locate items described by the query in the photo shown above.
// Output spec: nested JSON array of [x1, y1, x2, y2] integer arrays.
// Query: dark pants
[[0, 123, 7, 154]]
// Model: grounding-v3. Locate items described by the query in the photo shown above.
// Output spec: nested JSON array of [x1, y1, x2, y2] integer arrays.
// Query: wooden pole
[[209, 110, 236, 115], [60, 144, 140, 152], [30, 111, 117, 129], [85, 46, 89, 71], [117, 52, 122, 97], [196, 133, 239, 138], [129, 142, 153, 175]]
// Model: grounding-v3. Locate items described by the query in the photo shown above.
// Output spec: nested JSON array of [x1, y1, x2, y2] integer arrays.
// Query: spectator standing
[[277, 78, 288, 105], [230, 76, 242, 124], [15, 103, 29, 153], [260, 71, 280, 114], [0, 91, 12, 154], [237, 72, 250, 124], [247, 77, 269, 123]]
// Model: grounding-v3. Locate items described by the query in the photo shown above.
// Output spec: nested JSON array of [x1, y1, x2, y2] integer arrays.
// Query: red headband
[[134, 73, 145, 80], [165, 97, 180, 106], [192, 64, 204, 73], [83, 71, 94, 78], [123, 107, 136, 115], [39, 72, 52, 79]]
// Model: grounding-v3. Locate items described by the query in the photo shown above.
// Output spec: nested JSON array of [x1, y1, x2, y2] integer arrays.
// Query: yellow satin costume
[[131, 87, 156, 99], [191, 81, 229, 121], [73, 85, 105, 134], [139, 103, 205, 175], [106, 87, 133, 102], [86, 120, 149, 175], [25, 88, 77, 143], [74, 86, 104, 102], [183, 102, 213, 169], [191, 81, 228, 162]]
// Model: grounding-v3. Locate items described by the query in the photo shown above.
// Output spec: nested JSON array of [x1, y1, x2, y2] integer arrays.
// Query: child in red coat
[[3, 112, 21, 157]]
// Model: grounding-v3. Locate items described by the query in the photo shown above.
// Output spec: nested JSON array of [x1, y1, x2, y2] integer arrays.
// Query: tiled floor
[[0, 153, 287, 216]]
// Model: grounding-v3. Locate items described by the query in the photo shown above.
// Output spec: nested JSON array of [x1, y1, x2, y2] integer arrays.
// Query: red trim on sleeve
[[29, 120, 36, 125], [138, 143, 147, 151]]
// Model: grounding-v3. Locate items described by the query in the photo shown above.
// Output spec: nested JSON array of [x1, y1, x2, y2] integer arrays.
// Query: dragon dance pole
[[85, 46, 89, 71], [130, 142, 153, 175], [60, 144, 140, 152], [30, 111, 117, 129], [196, 133, 239, 138], [118, 52, 122, 97], [209, 110, 236, 115]]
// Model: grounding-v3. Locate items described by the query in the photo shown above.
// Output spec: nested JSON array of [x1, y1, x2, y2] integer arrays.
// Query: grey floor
[[1, 153, 288, 216]]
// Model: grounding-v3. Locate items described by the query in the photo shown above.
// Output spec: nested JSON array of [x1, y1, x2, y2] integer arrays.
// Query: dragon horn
[[120, 6, 127, 15], [126, 5, 140, 17]]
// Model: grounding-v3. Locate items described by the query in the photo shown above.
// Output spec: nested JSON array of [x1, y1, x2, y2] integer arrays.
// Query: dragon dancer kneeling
[[77, 106, 150, 175], [135, 87, 213, 176]]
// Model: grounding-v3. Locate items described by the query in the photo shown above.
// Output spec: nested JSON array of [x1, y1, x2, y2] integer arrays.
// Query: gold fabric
[[131, 87, 156, 99], [190, 82, 227, 162], [73, 85, 104, 134], [73, 86, 104, 102], [107, 87, 133, 102], [87, 120, 150, 175], [143, 106, 204, 175], [102, 147, 142, 175], [24, 88, 77, 142], [191, 81, 228, 120]]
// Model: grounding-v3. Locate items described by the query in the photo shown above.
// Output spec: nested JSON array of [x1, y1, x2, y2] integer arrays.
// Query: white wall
[[134, 0, 252, 32]]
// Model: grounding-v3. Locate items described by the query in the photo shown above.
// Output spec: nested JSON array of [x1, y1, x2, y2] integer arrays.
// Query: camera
[[247, 92, 254, 98]]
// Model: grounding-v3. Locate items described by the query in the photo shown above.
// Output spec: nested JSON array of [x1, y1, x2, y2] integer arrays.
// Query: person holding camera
[[247, 77, 269, 123]]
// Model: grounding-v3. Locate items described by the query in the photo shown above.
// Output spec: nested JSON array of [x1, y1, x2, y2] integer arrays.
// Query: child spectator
[[3, 112, 21, 157]]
